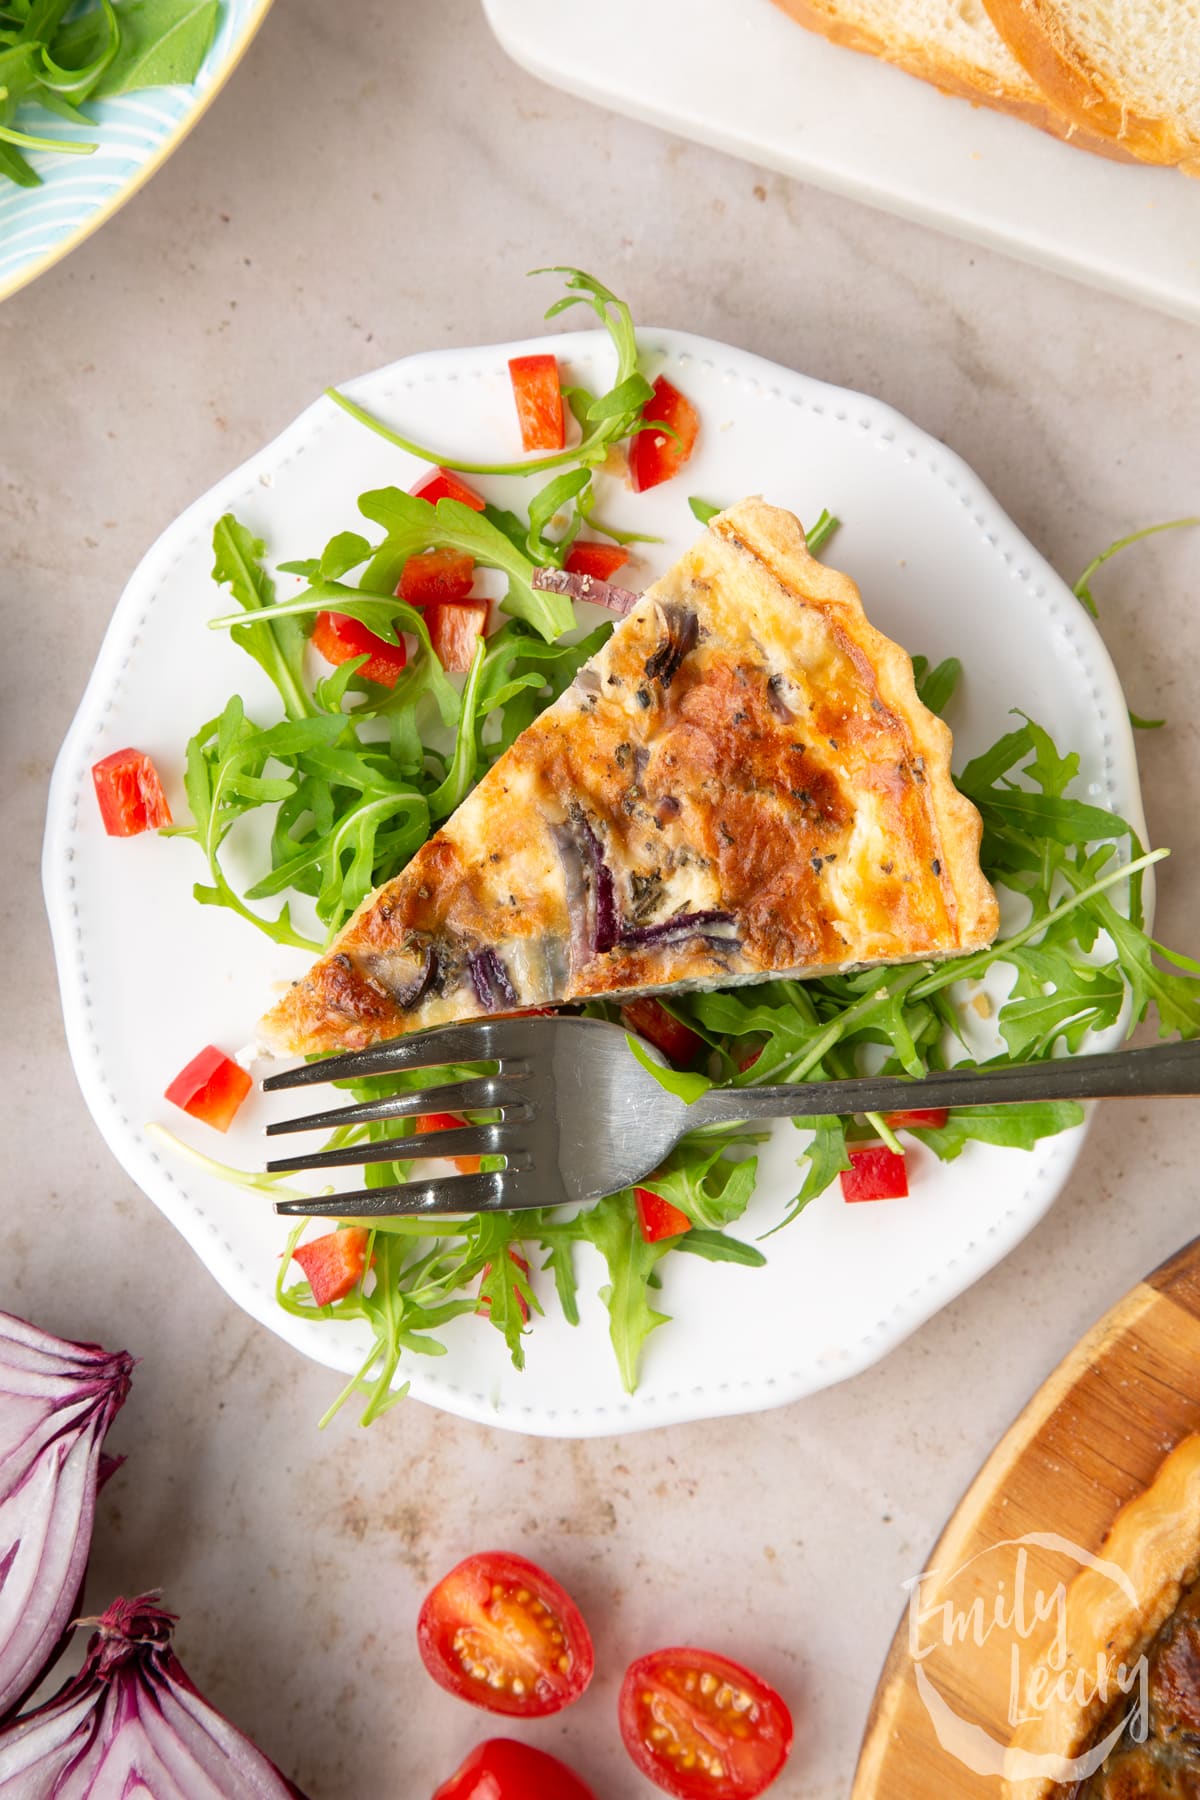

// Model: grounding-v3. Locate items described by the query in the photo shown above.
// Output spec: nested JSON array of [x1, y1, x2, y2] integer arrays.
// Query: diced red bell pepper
[[621, 997, 704, 1069], [292, 1227, 372, 1307], [628, 375, 700, 493], [311, 610, 406, 688], [426, 598, 488, 674], [410, 466, 486, 512], [399, 550, 476, 606], [92, 748, 172, 837], [416, 1111, 482, 1176], [509, 354, 565, 453], [635, 1186, 692, 1243], [164, 1045, 252, 1133], [477, 1249, 532, 1323], [564, 540, 630, 581], [840, 1143, 909, 1203], [737, 1043, 764, 1073], [885, 1108, 950, 1131]]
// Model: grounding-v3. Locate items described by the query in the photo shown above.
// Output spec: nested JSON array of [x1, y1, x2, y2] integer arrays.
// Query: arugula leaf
[[806, 509, 840, 555], [212, 515, 314, 724], [781, 1117, 852, 1227], [626, 1033, 713, 1104], [325, 267, 655, 483], [1073, 516, 1199, 618], [689, 496, 721, 525], [676, 1230, 767, 1268], [167, 697, 336, 950], [644, 1143, 759, 1230], [472, 1219, 537, 1369], [915, 656, 961, 718], [89, 0, 216, 96], [429, 637, 486, 818], [357, 487, 572, 642], [577, 1192, 671, 1394], [910, 1100, 1086, 1160]]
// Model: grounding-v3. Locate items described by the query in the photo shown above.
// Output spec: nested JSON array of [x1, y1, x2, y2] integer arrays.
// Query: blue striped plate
[[0, 0, 273, 303]]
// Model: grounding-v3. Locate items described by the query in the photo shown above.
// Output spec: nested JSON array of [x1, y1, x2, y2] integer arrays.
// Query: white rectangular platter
[[483, 0, 1200, 326]]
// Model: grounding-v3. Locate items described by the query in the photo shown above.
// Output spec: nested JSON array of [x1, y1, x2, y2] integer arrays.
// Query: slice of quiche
[[260, 497, 998, 1056]]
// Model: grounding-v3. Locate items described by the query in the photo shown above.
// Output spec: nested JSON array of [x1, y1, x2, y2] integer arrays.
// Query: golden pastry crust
[[260, 498, 998, 1056], [1005, 1434, 1200, 1797]]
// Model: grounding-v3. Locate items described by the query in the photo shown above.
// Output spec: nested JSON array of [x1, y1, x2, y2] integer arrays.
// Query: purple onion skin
[[0, 1315, 132, 1725], [468, 947, 519, 1012], [0, 1596, 310, 1799], [619, 909, 736, 949], [577, 817, 618, 954]]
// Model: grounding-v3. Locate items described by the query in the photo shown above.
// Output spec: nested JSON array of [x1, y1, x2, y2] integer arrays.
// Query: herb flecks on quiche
[[259, 497, 998, 1056]]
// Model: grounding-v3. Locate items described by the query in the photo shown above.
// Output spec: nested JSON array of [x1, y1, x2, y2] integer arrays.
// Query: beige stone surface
[[2, 1, 1199, 1794]]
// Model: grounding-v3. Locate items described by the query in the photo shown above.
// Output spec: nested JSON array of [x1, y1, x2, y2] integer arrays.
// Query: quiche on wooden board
[[1006, 1433, 1200, 1798], [260, 498, 998, 1057]]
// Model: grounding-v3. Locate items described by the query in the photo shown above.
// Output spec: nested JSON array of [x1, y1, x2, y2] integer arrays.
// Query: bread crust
[[1004, 1433, 1200, 1797], [982, 0, 1200, 172], [261, 499, 998, 1058], [772, 0, 1133, 159]]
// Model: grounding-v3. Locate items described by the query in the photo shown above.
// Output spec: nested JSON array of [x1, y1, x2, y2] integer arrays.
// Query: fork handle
[[689, 1038, 1200, 1124]]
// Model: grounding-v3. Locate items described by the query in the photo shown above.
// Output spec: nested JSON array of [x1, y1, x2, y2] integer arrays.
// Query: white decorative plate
[[43, 326, 1144, 1437], [483, 0, 1200, 326], [0, 0, 273, 305]]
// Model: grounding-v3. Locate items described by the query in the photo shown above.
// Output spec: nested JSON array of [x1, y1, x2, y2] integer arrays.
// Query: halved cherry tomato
[[884, 1107, 949, 1131], [564, 540, 630, 580], [840, 1143, 909, 1203], [399, 550, 476, 606], [410, 466, 486, 511], [636, 1186, 692, 1243], [477, 1249, 532, 1325], [291, 1227, 372, 1307], [417, 1550, 594, 1718], [509, 353, 565, 452], [619, 1647, 794, 1799], [311, 610, 406, 688], [416, 1111, 482, 1177], [621, 998, 704, 1069], [92, 748, 172, 837], [164, 1045, 252, 1133], [629, 376, 700, 493], [432, 1739, 597, 1800], [426, 598, 489, 673]]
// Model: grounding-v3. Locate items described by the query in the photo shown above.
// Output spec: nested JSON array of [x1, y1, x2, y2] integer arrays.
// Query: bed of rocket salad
[[143, 268, 1200, 1427]]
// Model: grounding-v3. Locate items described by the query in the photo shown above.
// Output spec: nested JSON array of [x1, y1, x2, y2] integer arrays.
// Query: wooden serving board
[[852, 1237, 1200, 1798]]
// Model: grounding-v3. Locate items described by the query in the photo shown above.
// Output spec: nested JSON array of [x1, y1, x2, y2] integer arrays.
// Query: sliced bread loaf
[[982, 0, 1200, 171], [771, 0, 1115, 150]]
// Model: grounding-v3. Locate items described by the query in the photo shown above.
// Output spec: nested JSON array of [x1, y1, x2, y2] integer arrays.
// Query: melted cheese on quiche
[[260, 497, 998, 1056]]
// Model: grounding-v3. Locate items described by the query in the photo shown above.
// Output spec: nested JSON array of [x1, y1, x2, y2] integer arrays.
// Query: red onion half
[[0, 1315, 132, 1723], [0, 1596, 308, 1798]]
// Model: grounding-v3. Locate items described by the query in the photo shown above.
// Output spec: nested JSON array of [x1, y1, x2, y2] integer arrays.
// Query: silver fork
[[263, 1017, 1200, 1219]]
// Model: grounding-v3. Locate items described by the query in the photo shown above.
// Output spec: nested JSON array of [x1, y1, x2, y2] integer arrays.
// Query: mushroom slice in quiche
[[259, 496, 998, 1057]]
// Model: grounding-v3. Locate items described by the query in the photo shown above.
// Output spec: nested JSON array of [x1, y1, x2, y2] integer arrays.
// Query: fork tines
[[262, 1017, 539, 1218]]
